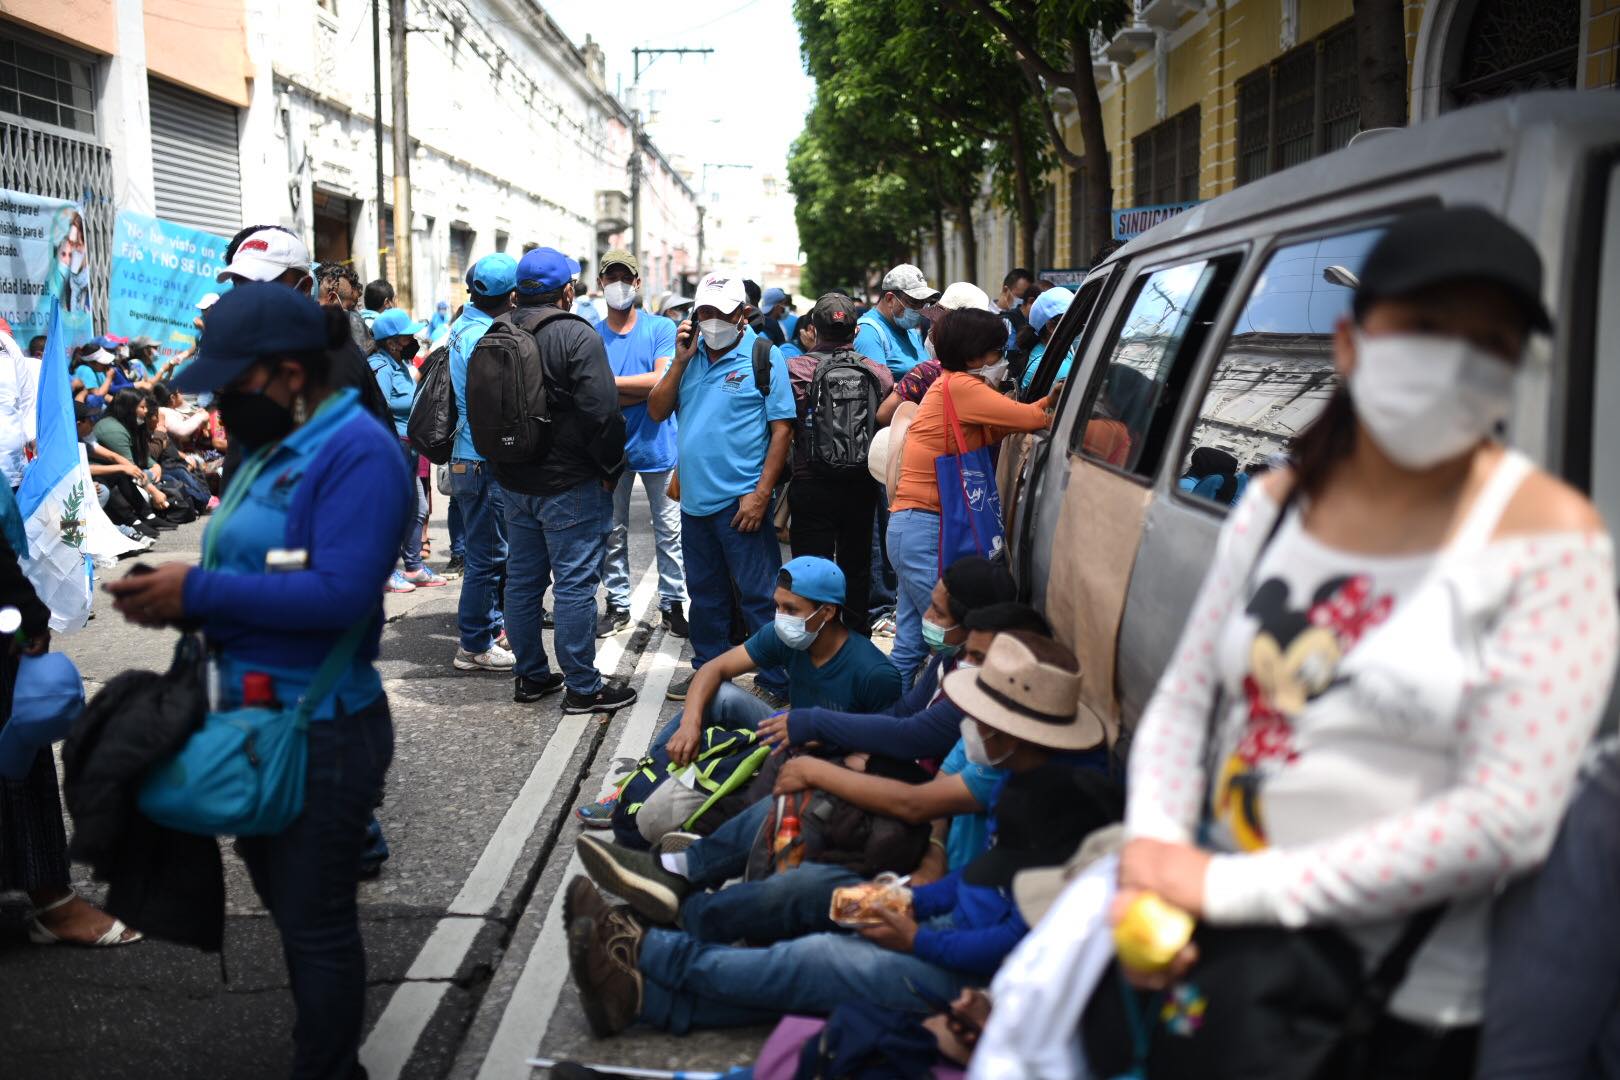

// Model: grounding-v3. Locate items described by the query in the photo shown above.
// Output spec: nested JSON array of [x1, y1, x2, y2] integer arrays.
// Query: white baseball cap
[[217, 227, 311, 284], [692, 273, 747, 316], [881, 263, 937, 302], [195, 292, 221, 311], [936, 281, 995, 312]]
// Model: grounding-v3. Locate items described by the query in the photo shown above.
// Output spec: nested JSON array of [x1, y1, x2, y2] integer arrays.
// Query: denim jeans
[[447, 493, 465, 558], [450, 461, 507, 653], [681, 499, 786, 696], [682, 851, 859, 945], [602, 469, 686, 611], [651, 682, 774, 756], [505, 480, 612, 693], [637, 923, 969, 1034], [886, 508, 940, 682], [237, 695, 393, 1079], [397, 441, 429, 573]]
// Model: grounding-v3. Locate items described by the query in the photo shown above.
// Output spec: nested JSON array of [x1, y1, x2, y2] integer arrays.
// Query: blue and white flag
[[16, 302, 138, 632]]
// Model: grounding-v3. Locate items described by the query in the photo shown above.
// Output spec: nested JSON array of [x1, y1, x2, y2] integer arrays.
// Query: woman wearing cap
[[886, 308, 1053, 681], [1018, 286, 1075, 392], [106, 283, 412, 1078], [1117, 207, 1617, 1074]]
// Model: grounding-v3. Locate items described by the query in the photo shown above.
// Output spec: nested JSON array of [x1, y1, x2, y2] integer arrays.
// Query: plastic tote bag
[[934, 378, 1006, 569]]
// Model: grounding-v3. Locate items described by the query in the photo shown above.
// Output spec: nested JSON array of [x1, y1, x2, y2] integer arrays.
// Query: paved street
[[0, 479, 771, 1079]]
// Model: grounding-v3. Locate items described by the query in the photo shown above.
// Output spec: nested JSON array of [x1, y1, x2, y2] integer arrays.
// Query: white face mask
[[973, 359, 1009, 386], [700, 318, 742, 354], [1348, 331, 1516, 470], [959, 718, 1012, 767], [603, 281, 636, 311]]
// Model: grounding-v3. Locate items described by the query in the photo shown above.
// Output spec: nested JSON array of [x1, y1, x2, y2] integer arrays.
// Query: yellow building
[[1009, 0, 1620, 276]]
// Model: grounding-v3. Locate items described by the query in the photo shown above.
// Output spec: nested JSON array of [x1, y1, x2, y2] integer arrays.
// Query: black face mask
[[399, 339, 420, 362], [215, 389, 295, 450]]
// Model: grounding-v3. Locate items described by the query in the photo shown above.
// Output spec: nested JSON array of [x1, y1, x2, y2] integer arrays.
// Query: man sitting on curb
[[564, 721, 1115, 1036], [575, 629, 1110, 947]]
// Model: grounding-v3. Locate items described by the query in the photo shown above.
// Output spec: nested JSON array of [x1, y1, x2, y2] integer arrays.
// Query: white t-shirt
[[1127, 450, 1619, 1024]]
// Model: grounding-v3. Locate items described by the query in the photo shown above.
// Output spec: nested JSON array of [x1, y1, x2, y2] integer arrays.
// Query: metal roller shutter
[[148, 77, 242, 236]]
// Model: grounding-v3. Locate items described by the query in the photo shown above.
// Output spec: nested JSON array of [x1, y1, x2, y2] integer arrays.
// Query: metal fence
[[0, 119, 115, 330]]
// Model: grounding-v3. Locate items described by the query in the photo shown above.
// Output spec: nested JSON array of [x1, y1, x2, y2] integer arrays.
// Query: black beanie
[[942, 556, 1017, 624]]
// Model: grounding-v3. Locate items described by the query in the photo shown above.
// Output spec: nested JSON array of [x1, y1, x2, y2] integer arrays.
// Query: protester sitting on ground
[[368, 308, 445, 594], [888, 308, 1052, 680], [575, 631, 1108, 947], [145, 385, 214, 513], [565, 746, 1110, 1037], [92, 390, 177, 531], [878, 282, 997, 425], [1114, 208, 1617, 1075], [72, 344, 116, 406], [79, 402, 158, 540], [1018, 286, 1075, 391]]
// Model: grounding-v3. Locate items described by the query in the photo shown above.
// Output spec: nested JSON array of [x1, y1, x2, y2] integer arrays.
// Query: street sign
[[1037, 267, 1089, 288], [1111, 200, 1203, 242]]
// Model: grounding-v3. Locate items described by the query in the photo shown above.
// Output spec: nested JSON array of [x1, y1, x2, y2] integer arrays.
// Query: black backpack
[[465, 306, 582, 463], [743, 753, 931, 881], [805, 351, 882, 476], [406, 344, 457, 464]]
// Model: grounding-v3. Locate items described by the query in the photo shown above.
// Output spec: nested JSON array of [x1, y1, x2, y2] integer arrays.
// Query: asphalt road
[[0, 476, 784, 1079]]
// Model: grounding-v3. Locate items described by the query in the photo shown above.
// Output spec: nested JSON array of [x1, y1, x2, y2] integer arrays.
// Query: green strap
[[682, 744, 772, 831], [294, 616, 373, 721], [202, 444, 277, 571]]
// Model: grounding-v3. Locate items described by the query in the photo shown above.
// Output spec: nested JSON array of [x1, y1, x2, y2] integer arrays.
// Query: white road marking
[[474, 607, 686, 1080], [360, 561, 659, 1080]]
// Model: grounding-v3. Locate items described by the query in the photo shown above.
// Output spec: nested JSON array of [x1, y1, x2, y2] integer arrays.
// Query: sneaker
[[133, 520, 161, 539], [563, 680, 638, 715], [595, 606, 630, 638], [664, 675, 693, 702], [513, 672, 566, 703], [386, 570, 417, 594], [116, 524, 151, 544], [444, 553, 465, 577], [575, 793, 619, 829], [872, 613, 897, 638], [454, 644, 515, 672], [147, 515, 179, 531], [661, 603, 689, 638], [205, 495, 220, 511], [655, 831, 701, 855], [495, 630, 510, 652], [567, 906, 644, 1039], [576, 833, 690, 924], [404, 567, 449, 588]]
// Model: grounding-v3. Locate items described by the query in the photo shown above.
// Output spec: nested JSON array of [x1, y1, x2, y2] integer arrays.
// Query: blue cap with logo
[[1029, 287, 1075, 335], [515, 247, 581, 296], [469, 253, 519, 298], [0, 653, 85, 780], [778, 555, 846, 606], [173, 282, 330, 393], [372, 308, 427, 339]]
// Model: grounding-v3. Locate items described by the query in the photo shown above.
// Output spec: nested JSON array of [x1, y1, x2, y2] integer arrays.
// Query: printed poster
[[109, 210, 229, 363], [0, 188, 94, 350]]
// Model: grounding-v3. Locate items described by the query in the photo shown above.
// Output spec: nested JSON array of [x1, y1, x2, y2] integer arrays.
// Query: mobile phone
[[906, 979, 982, 1036]]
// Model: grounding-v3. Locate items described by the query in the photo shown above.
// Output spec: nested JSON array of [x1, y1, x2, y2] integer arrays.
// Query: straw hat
[[883, 400, 918, 495], [942, 631, 1102, 750], [1012, 823, 1125, 926]]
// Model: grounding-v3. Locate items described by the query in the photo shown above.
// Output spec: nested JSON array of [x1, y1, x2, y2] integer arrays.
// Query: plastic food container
[[829, 872, 913, 928]]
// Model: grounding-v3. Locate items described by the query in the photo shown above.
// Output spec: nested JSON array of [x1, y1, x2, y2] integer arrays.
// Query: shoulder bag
[[934, 376, 1006, 569]]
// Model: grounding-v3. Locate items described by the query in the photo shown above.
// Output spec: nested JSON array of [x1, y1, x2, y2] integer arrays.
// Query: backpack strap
[[752, 334, 774, 396], [508, 304, 588, 335]]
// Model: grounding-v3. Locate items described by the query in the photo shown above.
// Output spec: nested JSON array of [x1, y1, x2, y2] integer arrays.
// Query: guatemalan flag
[[17, 301, 138, 632]]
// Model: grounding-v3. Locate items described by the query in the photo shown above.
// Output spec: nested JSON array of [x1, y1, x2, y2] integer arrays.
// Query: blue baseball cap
[[516, 247, 581, 295], [173, 283, 329, 393], [470, 253, 519, 298], [372, 308, 427, 339], [761, 287, 789, 312], [1029, 287, 1075, 335], [0, 653, 84, 780], [778, 556, 846, 606]]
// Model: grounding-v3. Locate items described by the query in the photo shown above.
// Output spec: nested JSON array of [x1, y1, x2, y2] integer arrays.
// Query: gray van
[[1003, 91, 1620, 746]]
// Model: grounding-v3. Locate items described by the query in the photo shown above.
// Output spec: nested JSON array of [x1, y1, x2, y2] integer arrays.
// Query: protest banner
[[109, 210, 229, 364], [0, 188, 95, 350]]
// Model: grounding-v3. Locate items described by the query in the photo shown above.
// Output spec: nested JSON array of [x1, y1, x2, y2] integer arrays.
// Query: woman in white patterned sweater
[[1116, 207, 1618, 1077]]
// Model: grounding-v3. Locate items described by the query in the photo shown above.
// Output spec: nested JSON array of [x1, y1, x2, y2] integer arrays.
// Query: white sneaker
[[454, 644, 516, 671]]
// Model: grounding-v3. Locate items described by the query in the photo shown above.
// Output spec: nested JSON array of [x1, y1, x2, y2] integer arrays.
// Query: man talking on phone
[[647, 273, 794, 704]]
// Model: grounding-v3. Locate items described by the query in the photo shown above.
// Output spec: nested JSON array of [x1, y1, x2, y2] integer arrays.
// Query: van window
[[1021, 274, 1108, 401], [1072, 258, 1233, 478], [1178, 226, 1384, 507]]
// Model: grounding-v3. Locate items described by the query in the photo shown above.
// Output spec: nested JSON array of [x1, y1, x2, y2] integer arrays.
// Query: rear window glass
[[1178, 227, 1384, 507]]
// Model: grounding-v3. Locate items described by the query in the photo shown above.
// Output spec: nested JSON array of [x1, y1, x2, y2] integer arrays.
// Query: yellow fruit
[[1113, 892, 1196, 973]]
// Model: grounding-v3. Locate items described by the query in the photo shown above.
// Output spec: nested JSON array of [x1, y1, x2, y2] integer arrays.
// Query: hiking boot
[[595, 607, 630, 638], [513, 672, 566, 703], [386, 571, 416, 594], [576, 833, 690, 924], [563, 874, 616, 930], [454, 644, 515, 672], [563, 680, 638, 715], [664, 675, 693, 702], [404, 567, 449, 588], [575, 792, 618, 829], [568, 908, 644, 1039], [661, 603, 689, 638]]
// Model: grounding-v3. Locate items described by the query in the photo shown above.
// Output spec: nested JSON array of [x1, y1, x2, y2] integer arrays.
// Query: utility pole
[[389, 0, 413, 312], [695, 204, 705, 274], [626, 47, 712, 275], [372, 0, 386, 284]]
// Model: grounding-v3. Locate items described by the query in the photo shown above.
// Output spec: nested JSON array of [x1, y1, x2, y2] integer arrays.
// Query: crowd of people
[[0, 203, 1617, 1080]]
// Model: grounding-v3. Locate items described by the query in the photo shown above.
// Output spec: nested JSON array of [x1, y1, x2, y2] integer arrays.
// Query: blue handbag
[[934, 377, 1006, 571], [136, 440, 372, 837]]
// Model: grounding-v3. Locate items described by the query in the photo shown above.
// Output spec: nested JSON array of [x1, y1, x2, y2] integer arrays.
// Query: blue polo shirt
[[448, 307, 495, 462], [742, 622, 902, 713], [781, 312, 798, 340], [599, 311, 678, 473], [854, 309, 927, 377], [181, 389, 412, 721], [671, 326, 795, 517], [368, 349, 416, 438]]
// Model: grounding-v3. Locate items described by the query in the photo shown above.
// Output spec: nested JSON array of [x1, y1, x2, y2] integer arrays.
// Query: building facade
[[1, 0, 698, 324]]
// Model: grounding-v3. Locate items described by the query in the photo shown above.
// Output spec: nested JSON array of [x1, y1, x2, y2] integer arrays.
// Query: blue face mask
[[894, 306, 923, 331], [774, 607, 830, 651], [921, 616, 959, 654]]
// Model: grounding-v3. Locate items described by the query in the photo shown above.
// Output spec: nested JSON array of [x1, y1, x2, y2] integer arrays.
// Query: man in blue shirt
[[854, 263, 937, 377], [647, 272, 796, 703], [447, 253, 519, 674], [369, 308, 446, 594], [594, 249, 687, 639], [761, 286, 796, 343]]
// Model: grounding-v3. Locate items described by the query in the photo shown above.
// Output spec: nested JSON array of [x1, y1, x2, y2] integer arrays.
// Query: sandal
[[28, 893, 144, 947]]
